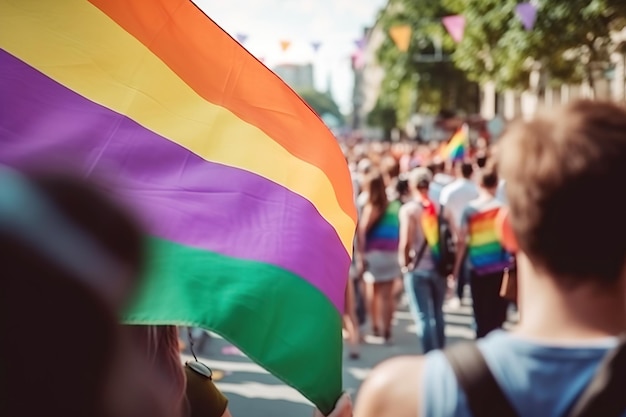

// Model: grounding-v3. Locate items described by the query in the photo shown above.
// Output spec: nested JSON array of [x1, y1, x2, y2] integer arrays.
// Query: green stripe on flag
[[124, 238, 343, 414]]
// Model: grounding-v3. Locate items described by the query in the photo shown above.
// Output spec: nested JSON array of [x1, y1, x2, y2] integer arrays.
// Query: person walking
[[356, 170, 401, 343], [398, 168, 447, 353]]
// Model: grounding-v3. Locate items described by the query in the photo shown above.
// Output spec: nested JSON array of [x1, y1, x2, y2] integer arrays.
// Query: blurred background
[[196, 0, 626, 141]]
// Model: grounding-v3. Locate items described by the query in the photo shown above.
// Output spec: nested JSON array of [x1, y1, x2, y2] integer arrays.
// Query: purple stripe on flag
[[0, 50, 348, 312]]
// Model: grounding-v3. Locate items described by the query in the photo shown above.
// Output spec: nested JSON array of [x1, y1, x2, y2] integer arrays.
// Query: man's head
[[457, 162, 474, 179], [498, 100, 626, 289], [476, 153, 488, 168], [478, 164, 498, 192], [408, 167, 432, 195], [428, 157, 445, 176]]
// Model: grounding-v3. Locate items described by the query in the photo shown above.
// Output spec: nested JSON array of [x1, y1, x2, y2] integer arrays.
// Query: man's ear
[[496, 207, 518, 253]]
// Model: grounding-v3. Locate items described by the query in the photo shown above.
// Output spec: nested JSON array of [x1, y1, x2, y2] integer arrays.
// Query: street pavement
[[181, 293, 517, 417]]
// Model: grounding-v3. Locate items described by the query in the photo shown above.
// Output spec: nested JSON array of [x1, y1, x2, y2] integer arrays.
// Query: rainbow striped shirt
[[463, 200, 512, 275], [366, 200, 401, 252]]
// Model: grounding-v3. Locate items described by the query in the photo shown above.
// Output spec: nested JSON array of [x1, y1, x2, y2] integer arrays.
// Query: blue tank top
[[422, 330, 625, 417]]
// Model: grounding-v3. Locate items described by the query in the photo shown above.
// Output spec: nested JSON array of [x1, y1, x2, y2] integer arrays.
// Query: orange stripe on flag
[[89, 0, 356, 223]]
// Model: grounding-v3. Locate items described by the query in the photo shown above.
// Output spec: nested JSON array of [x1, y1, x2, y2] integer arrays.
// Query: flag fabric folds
[[0, 0, 357, 413]]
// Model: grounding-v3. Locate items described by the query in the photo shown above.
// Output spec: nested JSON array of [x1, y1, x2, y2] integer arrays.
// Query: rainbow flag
[[421, 201, 440, 260], [467, 208, 511, 275], [440, 125, 469, 161], [366, 200, 401, 252], [0, 0, 356, 413]]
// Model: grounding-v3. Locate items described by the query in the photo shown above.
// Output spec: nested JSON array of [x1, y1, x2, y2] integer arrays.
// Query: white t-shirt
[[428, 173, 454, 209], [439, 178, 479, 229]]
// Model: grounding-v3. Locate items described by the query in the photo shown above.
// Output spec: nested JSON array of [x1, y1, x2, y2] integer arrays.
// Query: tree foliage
[[369, 0, 626, 130], [370, 0, 480, 129], [444, 0, 626, 91]]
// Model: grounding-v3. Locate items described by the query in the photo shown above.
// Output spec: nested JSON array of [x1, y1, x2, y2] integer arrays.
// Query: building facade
[[272, 63, 315, 91]]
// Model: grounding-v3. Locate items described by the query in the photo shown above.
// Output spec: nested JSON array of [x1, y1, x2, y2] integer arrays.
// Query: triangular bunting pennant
[[280, 40, 291, 52], [515, 3, 538, 31], [442, 15, 466, 43], [311, 41, 322, 52], [389, 25, 411, 52], [236, 33, 248, 44], [352, 50, 365, 70], [354, 38, 366, 50]]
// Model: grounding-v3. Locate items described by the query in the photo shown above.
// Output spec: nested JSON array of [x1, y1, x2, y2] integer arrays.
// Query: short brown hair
[[499, 100, 626, 287], [478, 165, 498, 189]]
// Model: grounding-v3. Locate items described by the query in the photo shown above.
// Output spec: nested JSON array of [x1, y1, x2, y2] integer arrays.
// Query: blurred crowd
[[3, 100, 626, 417]]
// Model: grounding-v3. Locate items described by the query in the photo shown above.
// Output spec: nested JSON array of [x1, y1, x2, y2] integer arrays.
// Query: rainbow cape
[[467, 208, 511, 275], [0, 0, 356, 413], [366, 200, 401, 252], [440, 125, 469, 161], [421, 201, 440, 260]]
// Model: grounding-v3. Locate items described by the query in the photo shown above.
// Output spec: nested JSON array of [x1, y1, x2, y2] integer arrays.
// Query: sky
[[194, 0, 388, 114]]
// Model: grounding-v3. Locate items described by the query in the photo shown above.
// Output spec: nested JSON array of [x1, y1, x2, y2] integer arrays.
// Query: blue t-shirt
[[422, 330, 624, 417]]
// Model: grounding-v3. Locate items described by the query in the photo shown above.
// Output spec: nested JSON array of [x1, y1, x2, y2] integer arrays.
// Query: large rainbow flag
[[0, 0, 356, 413]]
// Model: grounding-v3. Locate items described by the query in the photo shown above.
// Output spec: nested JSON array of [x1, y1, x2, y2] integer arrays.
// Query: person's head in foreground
[[353, 100, 626, 417], [0, 168, 178, 417]]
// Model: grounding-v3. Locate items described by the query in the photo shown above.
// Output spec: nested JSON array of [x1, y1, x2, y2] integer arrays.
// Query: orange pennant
[[280, 40, 291, 52], [389, 25, 411, 52]]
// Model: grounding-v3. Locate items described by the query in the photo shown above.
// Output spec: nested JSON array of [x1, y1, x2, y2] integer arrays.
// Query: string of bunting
[[388, 2, 537, 51], [228, 2, 537, 66], [233, 32, 367, 55]]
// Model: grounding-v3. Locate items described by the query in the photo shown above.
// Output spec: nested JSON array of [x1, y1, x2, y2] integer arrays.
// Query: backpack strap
[[443, 342, 520, 417], [411, 240, 428, 271], [445, 337, 626, 417], [567, 334, 626, 417], [409, 201, 430, 270]]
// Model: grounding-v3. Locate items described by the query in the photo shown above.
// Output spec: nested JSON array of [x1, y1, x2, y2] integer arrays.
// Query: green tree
[[443, 0, 626, 92], [370, 0, 480, 129], [297, 89, 344, 126]]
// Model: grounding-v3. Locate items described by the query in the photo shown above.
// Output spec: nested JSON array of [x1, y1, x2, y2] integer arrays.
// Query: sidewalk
[[181, 295, 496, 417]]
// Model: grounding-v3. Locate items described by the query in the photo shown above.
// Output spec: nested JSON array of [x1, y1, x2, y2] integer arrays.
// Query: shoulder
[[440, 182, 455, 199], [467, 195, 486, 210], [460, 202, 480, 225], [354, 356, 426, 417], [399, 200, 419, 217]]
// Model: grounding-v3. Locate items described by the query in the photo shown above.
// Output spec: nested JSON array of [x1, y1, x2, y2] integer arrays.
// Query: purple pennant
[[311, 41, 321, 52], [354, 38, 366, 50], [515, 3, 537, 31], [236, 33, 248, 44]]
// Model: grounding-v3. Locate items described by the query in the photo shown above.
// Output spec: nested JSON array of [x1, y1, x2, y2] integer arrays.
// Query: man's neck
[[479, 187, 497, 198], [514, 253, 626, 341]]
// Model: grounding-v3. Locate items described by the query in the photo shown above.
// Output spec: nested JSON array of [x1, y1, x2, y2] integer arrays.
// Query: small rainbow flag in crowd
[[421, 201, 441, 260], [0, 0, 356, 413], [440, 124, 469, 161]]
